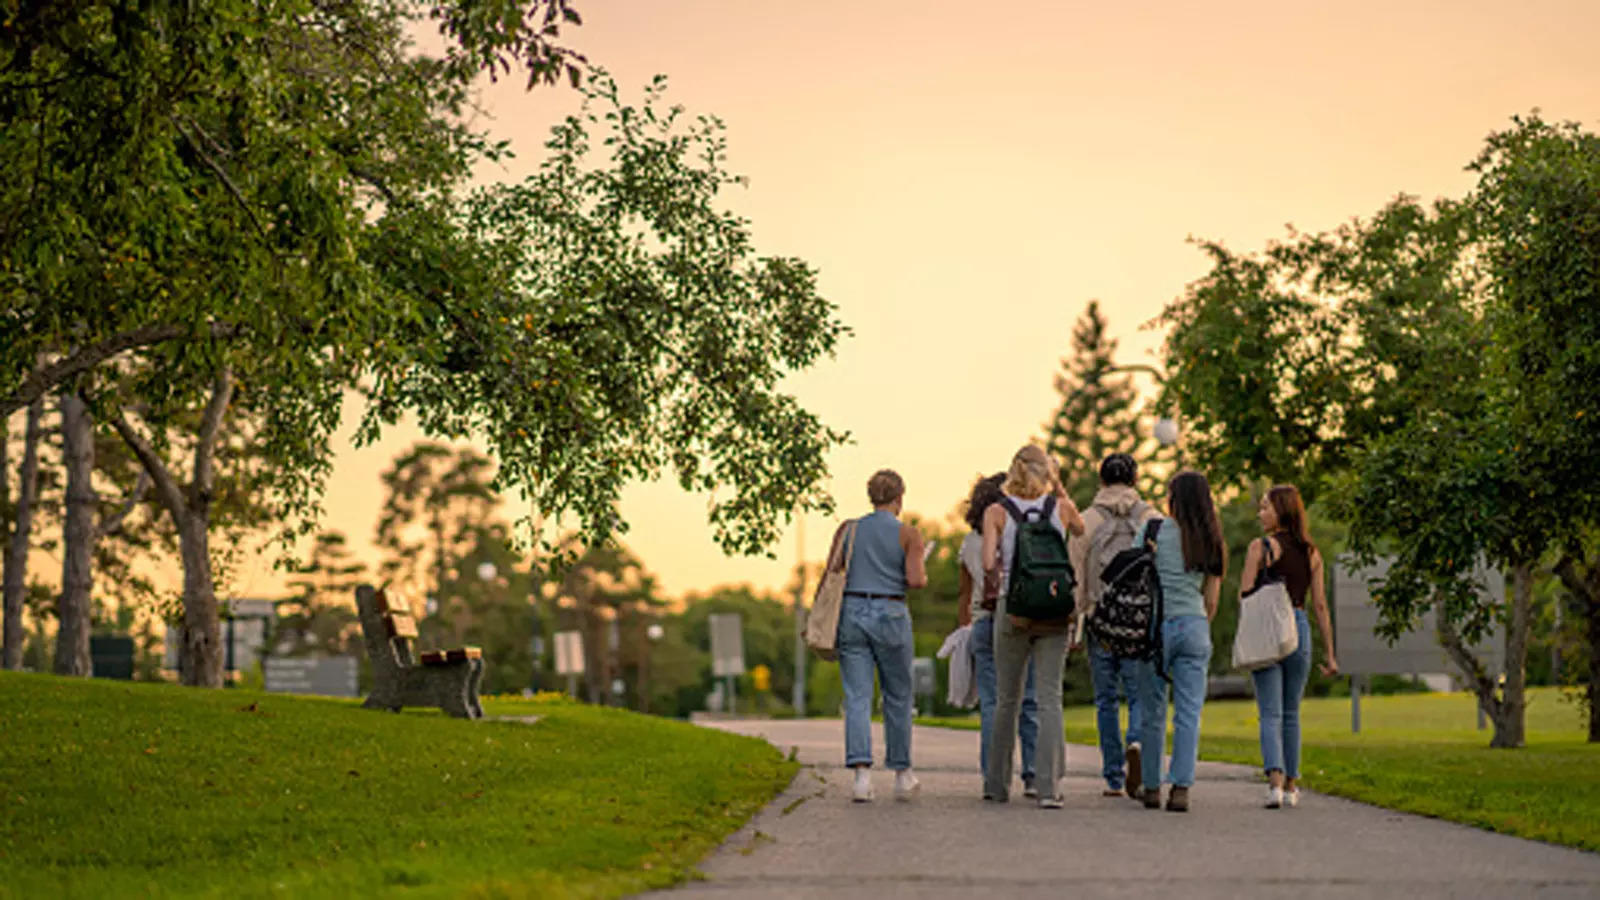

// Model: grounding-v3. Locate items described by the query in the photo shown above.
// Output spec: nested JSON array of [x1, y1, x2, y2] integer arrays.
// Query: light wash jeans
[[1089, 639, 1146, 791], [1137, 615, 1212, 789], [838, 594, 914, 769], [972, 615, 1037, 781], [1252, 609, 1311, 778]]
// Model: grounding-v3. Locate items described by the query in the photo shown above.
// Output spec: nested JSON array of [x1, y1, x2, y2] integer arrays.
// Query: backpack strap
[[1039, 494, 1057, 522], [1000, 497, 1026, 523]]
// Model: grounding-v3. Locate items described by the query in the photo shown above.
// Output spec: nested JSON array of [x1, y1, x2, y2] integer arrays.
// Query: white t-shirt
[[959, 532, 989, 621]]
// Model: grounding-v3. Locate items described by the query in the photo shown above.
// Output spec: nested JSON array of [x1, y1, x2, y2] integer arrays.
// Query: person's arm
[[1238, 538, 1263, 597], [1048, 472, 1087, 537], [957, 567, 974, 627], [1068, 516, 1090, 615], [901, 524, 928, 590], [1310, 548, 1338, 676], [1203, 574, 1221, 621]]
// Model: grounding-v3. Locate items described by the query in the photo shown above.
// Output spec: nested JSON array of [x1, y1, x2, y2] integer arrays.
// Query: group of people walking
[[823, 444, 1339, 811]]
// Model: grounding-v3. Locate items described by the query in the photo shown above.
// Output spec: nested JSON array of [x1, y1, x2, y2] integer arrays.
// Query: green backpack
[[1001, 495, 1077, 621]]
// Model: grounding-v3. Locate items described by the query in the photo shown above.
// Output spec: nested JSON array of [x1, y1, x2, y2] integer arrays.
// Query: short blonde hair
[[867, 469, 905, 506], [1002, 445, 1053, 500]]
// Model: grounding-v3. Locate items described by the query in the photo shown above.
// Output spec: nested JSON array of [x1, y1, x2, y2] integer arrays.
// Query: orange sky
[[224, 0, 1600, 601]]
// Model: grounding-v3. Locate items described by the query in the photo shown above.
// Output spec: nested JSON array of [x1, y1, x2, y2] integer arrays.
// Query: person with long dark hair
[[1135, 470, 1226, 812], [957, 472, 1039, 797], [1240, 484, 1338, 809]]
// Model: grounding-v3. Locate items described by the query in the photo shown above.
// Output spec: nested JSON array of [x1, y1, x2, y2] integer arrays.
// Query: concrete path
[[641, 718, 1600, 899]]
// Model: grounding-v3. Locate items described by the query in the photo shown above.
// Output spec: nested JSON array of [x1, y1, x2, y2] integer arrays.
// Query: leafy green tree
[[1, 399, 44, 669], [1043, 301, 1170, 503], [375, 442, 499, 607]]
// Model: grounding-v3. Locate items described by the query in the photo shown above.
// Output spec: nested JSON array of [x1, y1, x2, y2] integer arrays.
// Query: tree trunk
[[1494, 563, 1533, 749], [2, 397, 43, 670], [178, 511, 222, 687], [55, 391, 96, 676], [1436, 563, 1533, 749], [1553, 554, 1600, 743]]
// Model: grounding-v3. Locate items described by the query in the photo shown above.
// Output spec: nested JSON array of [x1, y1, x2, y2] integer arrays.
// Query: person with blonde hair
[[828, 468, 928, 803], [981, 444, 1086, 808]]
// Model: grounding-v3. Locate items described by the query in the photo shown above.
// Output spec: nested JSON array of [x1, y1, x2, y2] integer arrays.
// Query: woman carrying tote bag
[[1236, 485, 1339, 810]]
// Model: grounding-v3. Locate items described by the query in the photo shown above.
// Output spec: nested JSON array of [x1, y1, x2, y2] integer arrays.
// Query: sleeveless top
[[843, 509, 909, 596], [959, 532, 989, 621], [997, 494, 1065, 613], [1269, 534, 1313, 609], [1153, 518, 1206, 619]]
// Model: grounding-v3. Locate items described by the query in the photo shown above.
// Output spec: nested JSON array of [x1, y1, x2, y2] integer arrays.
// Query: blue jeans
[[838, 595, 914, 769], [1089, 639, 1146, 790], [1252, 609, 1311, 778], [972, 615, 1037, 780], [1138, 615, 1212, 789]]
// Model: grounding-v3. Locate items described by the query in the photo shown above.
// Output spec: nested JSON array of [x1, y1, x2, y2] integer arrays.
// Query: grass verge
[[0, 672, 797, 899], [921, 687, 1599, 852]]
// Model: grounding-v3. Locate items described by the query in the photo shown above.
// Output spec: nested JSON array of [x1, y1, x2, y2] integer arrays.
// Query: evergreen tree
[[1042, 301, 1169, 504]]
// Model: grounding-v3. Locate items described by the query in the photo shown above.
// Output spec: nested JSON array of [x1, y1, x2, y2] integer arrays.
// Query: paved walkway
[[641, 718, 1600, 899]]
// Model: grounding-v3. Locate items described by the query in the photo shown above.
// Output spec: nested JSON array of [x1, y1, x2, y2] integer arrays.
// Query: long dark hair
[[964, 472, 1006, 531], [1266, 484, 1315, 555], [1168, 471, 1225, 576]]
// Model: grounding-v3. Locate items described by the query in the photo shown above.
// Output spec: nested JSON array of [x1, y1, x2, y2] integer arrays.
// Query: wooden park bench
[[355, 584, 485, 719]]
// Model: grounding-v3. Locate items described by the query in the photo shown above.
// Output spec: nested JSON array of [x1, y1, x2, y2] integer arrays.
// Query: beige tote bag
[[804, 520, 858, 661], [1231, 538, 1299, 671]]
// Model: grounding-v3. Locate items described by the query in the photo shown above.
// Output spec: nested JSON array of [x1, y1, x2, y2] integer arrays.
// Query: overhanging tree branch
[[95, 471, 153, 540], [2, 321, 240, 418]]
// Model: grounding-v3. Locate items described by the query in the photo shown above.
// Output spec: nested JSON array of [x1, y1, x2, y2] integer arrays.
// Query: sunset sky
[[230, 0, 1600, 602]]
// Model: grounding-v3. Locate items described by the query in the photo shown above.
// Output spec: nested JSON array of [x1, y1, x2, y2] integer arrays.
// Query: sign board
[[164, 616, 271, 674], [1334, 559, 1505, 677], [553, 630, 585, 676], [263, 656, 359, 697], [709, 613, 745, 677]]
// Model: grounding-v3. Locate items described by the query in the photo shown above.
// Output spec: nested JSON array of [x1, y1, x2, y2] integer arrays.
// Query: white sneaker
[[852, 768, 874, 803], [893, 769, 921, 801], [1285, 787, 1300, 808], [1265, 785, 1283, 809], [1039, 795, 1064, 809]]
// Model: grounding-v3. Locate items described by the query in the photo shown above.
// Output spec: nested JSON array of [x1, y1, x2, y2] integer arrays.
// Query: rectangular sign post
[[1334, 559, 1505, 733], [553, 630, 585, 699], [709, 613, 745, 715], [263, 656, 359, 697]]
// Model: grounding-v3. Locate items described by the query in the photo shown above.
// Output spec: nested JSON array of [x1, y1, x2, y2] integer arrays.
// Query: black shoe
[[1165, 786, 1190, 812], [1141, 787, 1161, 809]]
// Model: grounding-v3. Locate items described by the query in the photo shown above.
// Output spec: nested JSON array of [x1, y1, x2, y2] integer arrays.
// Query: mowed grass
[[922, 687, 1599, 852], [0, 672, 797, 899]]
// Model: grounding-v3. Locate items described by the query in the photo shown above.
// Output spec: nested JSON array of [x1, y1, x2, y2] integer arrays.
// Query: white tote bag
[[804, 520, 858, 661], [1231, 538, 1299, 671]]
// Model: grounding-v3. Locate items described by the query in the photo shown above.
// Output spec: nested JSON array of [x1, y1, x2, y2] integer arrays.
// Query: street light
[[1104, 363, 1180, 450]]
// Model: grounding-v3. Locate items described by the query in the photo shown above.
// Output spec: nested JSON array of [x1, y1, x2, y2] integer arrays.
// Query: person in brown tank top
[[1236, 485, 1338, 810]]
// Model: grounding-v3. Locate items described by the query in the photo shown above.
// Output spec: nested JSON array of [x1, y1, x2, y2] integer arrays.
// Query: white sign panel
[[553, 630, 585, 676], [263, 656, 359, 697], [709, 613, 745, 677], [1334, 559, 1505, 677]]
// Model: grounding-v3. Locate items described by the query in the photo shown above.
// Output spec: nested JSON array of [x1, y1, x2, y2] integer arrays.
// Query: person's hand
[[1319, 655, 1340, 678]]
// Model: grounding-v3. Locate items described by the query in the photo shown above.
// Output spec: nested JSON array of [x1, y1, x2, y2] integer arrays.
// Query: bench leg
[[466, 658, 485, 719]]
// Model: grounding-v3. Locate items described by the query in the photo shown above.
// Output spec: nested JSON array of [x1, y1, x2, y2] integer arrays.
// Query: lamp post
[[1103, 363, 1180, 453]]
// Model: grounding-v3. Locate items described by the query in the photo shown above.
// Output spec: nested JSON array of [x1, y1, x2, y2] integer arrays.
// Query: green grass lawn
[[0, 673, 797, 899], [922, 687, 1599, 851]]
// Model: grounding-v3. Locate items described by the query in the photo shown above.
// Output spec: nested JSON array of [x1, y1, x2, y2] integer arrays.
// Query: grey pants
[[984, 616, 1068, 801]]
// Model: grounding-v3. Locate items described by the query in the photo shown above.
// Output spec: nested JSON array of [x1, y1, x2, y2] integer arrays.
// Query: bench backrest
[[355, 584, 419, 671]]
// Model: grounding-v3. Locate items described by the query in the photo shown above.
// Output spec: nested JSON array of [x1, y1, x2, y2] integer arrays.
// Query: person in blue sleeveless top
[[828, 469, 928, 803]]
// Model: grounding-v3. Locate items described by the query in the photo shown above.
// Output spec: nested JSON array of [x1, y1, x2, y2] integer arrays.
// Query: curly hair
[[963, 472, 1006, 531]]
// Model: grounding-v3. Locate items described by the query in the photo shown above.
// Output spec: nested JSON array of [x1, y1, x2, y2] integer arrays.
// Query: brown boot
[[1165, 786, 1190, 812], [1124, 743, 1143, 800], [1141, 787, 1161, 809]]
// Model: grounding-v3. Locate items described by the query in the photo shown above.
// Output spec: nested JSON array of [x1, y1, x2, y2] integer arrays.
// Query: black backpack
[[1001, 496, 1076, 621], [1086, 517, 1165, 665]]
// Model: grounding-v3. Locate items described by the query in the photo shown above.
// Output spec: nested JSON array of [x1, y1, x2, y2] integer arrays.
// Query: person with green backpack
[[980, 444, 1086, 808]]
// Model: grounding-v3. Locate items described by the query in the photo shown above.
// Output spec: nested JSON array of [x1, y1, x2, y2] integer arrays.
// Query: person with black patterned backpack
[[1068, 453, 1160, 800]]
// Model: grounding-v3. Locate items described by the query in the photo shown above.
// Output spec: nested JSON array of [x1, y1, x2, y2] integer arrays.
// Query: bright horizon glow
[[206, 0, 1600, 602]]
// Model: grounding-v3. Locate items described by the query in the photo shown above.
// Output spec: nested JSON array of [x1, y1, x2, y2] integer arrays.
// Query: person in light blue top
[[828, 469, 928, 803], [1135, 470, 1226, 812]]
